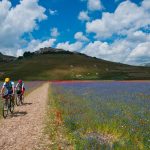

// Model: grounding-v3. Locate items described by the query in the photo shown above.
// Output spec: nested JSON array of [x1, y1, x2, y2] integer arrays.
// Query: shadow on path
[[11, 111, 27, 117], [22, 102, 32, 106]]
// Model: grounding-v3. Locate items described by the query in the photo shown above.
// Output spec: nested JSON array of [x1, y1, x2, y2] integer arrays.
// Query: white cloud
[[142, 0, 150, 10], [0, 0, 11, 23], [56, 41, 83, 52], [127, 31, 150, 42], [56, 0, 150, 66], [125, 42, 150, 65], [82, 40, 131, 63], [74, 32, 89, 41], [16, 38, 56, 56], [24, 38, 56, 52], [82, 0, 150, 65], [80, 0, 103, 11], [51, 27, 60, 37], [33, 39, 56, 51], [82, 30, 150, 65], [86, 0, 150, 39], [87, 0, 102, 11], [49, 9, 57, 15], [16, 49, 24, 57], [0, 0, 47, 54], [78, 11, 90, 21], [127, 42, 150, 58]]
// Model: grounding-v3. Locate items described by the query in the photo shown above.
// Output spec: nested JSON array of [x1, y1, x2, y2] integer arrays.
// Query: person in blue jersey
[[1, 78, 15, 99]]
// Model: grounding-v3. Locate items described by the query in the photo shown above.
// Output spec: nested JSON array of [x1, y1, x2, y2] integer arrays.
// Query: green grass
[[44, 85, 74, 149], [0, 53, 150, 80]]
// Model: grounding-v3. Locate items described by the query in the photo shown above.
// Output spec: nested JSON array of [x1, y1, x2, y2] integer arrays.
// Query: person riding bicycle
[[15, 80, 25, 96], [1, 78, 15, 100]]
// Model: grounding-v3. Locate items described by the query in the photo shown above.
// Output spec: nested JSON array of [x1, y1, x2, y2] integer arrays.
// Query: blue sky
[[0, 0, 150, 65]]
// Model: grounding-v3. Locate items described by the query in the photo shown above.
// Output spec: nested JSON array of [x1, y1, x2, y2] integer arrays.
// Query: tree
[[23, 51, 33, 58]]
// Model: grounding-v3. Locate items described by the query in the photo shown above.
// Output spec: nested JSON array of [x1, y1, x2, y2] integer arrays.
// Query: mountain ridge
[[0, 47, 150, 80], [144, 63, 150, 67]]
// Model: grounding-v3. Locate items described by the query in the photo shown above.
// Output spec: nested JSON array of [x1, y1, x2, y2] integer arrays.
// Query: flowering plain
[[50, 81, 150, 149]]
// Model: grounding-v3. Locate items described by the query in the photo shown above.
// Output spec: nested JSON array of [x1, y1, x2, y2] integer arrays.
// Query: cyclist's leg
[[18, 90, 22, 100], [21, 90, 24, 103], [23, 87, 25, 93], [20, 88, 24, 100], [21, 87, 25, 99], [8, 90, 15, 104], [2, 94, 8, 99]]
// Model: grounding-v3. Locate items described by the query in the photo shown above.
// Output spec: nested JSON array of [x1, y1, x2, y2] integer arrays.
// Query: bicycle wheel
[[10, 98, 15, 113], [3, 100, 8, 118], [21, 95, 24, 105], [16, 95, 21, 106]]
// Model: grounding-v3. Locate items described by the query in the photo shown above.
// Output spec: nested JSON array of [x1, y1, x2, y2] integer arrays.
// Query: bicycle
[[2, 94, 15, 118], [16, 92, 24, 106]]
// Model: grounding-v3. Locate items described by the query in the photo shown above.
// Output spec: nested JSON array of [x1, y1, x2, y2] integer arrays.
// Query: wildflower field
[[50, 81, 150, 149]]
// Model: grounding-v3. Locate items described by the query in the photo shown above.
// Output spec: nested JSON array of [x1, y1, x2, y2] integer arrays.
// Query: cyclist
[[15, 80, 25, 97], [1, 78, 15, 100]]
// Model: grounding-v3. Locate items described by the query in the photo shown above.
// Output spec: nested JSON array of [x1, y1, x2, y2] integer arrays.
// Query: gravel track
[[0, 83, 49, 150]]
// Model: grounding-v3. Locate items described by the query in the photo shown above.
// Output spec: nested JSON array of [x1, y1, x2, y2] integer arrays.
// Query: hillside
[[0, 48, 150, 80], [0, 52, 16, 62], [144, 63, 150, 67]]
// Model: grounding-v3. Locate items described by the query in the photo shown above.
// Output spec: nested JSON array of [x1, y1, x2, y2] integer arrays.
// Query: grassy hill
[[0, 49, 150, 80]]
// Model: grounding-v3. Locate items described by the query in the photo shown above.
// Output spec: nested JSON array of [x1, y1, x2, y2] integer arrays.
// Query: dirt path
[[0, 83, 49, 150]]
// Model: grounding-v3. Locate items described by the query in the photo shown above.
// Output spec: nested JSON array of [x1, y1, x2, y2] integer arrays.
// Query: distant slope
[[0, 48, 150, 80], [144, 63, 150, 67], [0, 52, 16, 62]]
